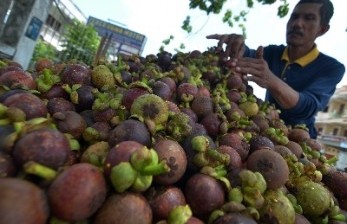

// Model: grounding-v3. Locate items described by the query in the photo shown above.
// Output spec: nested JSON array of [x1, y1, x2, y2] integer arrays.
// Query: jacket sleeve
[[282, 60, 345, 123]]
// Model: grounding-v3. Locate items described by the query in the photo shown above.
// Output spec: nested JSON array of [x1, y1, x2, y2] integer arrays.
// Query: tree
[[184, 0, 289, 34], [29, 38, 57, 70], [60, 19, 100, 65], [161, 0, 289, 51]]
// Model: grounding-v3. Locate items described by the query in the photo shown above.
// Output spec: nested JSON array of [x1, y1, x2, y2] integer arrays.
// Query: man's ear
[[319, 24, 330, 36]]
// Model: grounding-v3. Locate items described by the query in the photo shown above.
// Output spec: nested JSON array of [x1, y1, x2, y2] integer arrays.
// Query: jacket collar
[[281, 45, 320, 67]]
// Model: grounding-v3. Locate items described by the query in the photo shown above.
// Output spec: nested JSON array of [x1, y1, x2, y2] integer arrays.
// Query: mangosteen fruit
[[184, 173, 225, 221], [0, 70, 36, 90], [48, 163, 107, 222], [0, 151, 17, 177], [260, 189, 295, 224], [60, 63, 91, 86], [246, 148, 289, 189], [13, 128, 71, 169], [213, 212, 257, 224], [146, 185, 186, 222], [249, 135, 275, 154], [191, 95, 214, 120], [108, 119, 151, 147], [153, 139, 187, 185], [130, 93, 169, 134], [0, 178, 49, 224], [1, 91, 47, 119], [53, 110, 87, 139], [94, 192, 152, 224], [218, 132, 249, 161], [294, 179, 332, 217], [47, 97, 75, 115], [91, 64, 115, 89], [322, 170, 347, 200]]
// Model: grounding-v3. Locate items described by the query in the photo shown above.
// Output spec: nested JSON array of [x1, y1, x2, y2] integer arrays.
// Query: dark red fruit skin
[[0, 70, 36, 90], [92, 108, 116, 123], [0, 178, 49, 224], [108, 119, 151, 147], [249, 135, 275, 155], [227, 90, 242, 103], [187, 216, 205, 224], [0, 65, 23, 76], [1, 91, 47, 119], [246, 148, 289, 190], [94, 192, 152, 224], [285, 140, 303, 159], [47, 97, 76, 115], [218, 145, 242, 171], [0, 151, 17, 177], [226, 73, 243, 90], [176, 82, 198, 102], [122, 87, 149, 110], [159, 76, 177, 95], [34, 58, 54, 73], [214, 212, 257, 224], [191, 95, 214, 120], [322, 170, 347, 200], [60, 63, 91, 86], [200, 112, 222, 140], [181, 107, 198, 123], [13, 129, 71, 169], [103, 140, 144, 178], [152, 80, 173, 101], [53, 110, 87, 139], [153, 139, 187, 186], [146, 186, 186, 222], [41, 84, 69, 100], [218, 132, 250, 161], [89, 121, 111, 141], [48, 163, 107, 222], [184, 173, 225, 221], [75, 85, 95, 112]]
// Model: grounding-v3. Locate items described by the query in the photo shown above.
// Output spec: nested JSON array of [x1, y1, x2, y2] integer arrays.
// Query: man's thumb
[[256, 46, 264, 59]]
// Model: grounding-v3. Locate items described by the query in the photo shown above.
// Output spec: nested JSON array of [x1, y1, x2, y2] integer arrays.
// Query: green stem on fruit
[[140, 160, 170, 176], [167, 205, 192, 224], [82, 127, 100, 143], [23, 161, 57, 181], [206, 148, 230, 165], [0, 118, 10, 125]]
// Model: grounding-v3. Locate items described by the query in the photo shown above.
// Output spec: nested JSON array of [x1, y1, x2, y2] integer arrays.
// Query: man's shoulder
[[264, 44, 286, 51], [316, 52, 345, 72]]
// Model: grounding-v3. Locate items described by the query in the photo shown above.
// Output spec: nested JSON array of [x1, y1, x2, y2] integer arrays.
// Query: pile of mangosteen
[[0, 47, 347, 224]]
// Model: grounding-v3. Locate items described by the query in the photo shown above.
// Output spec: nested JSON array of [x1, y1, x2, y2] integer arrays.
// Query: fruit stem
[[140, 160, 170, 176], [23, 161, 57, 181], [206, 148, 230, 165]]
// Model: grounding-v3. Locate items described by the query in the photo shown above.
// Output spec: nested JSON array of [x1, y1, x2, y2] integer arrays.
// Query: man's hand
[[206, 34, 245, 60], [225, 46, 274, 89]]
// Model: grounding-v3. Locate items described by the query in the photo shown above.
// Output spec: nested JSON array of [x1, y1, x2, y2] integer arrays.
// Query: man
[[207, 0, 345, 139]]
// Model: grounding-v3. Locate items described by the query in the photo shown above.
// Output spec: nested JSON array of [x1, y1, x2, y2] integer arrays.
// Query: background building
[[0, 0, 52, 69], [0, 0, 146, 69], [315, 85, 347, 171]]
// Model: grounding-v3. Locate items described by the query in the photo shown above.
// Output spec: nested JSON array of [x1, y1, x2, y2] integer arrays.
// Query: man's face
[[286, 3, 327, 47]]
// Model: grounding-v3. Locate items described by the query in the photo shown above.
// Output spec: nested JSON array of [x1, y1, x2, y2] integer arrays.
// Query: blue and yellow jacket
[[244, 44, 345, 138]]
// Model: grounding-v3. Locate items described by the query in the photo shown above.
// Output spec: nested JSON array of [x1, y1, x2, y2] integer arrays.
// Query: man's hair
[[297, 0, 334, 26]]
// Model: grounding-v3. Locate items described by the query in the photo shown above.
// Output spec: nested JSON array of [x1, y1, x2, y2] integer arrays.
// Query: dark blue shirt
[[244, 44, 345, 138]]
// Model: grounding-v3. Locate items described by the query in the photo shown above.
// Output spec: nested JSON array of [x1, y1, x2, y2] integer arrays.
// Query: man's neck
[[287, 44, 315, 62]]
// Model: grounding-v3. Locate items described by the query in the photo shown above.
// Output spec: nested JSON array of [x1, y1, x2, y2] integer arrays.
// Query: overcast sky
[[72, 0, 347, 99]]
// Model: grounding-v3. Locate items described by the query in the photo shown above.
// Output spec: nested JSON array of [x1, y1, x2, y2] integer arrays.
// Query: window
[[338, 104, 345, 115], [344, 129, 347, 138], [45, 14, 61, 32]]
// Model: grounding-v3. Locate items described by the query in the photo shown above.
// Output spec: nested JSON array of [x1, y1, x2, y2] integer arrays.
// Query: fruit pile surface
[[0, 48, 347, 224]]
